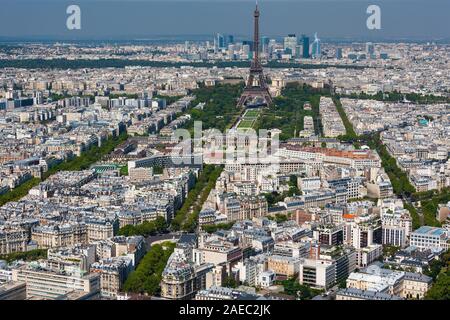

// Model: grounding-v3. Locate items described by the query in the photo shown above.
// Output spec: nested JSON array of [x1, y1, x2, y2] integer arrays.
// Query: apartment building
[[90, 256, 134, 298], [12, 263, 100, 300], [31, 223, 88, 249], [86, 218, 116, 243], [346, 266, 404, 296], [234, 254, 268, 287], [267, 255, 300, 278], [401, 272, 433, 300], [319, 97, 346, 138], [47, 244, 96, 274], [381, 207, 412, 248], [336, 288, 404, 300], [346, 265, 432, 299], [0, 228, 28, 255], [195, 241, 243, 275], [298, 258, 336, 289], [160, 258, 213, 300], [221, 194, 268, 222]]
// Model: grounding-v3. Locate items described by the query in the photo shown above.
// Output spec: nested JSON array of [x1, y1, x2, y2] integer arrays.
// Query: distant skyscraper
[[227, 44, 235, 59], [242, 44, 251, 58], [302, 35, 310, 58], [243, 40, 254, 52], [336, 47, 343, 59], [311, 33, 321, 59], [213, 35, 218, 53], [295, 45, 302, 59], [366, 42, 375, 58], [268, 39, 277, 56], [261, 36, 270, 55], [283, 34, 297, 57], [225, 35, 234, 47], [216, 33, 225, 50]]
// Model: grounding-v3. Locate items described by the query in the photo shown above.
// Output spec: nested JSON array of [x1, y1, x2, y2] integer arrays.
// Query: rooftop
[[337, 288, 404, 300], [413, 226, 446, 236]]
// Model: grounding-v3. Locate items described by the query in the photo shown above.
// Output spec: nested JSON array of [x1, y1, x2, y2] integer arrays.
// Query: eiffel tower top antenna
[[253, 0, 260, 69]]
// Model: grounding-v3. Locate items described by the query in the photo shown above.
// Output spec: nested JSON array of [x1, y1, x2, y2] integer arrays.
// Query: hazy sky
[[1, 0, 449, 40]]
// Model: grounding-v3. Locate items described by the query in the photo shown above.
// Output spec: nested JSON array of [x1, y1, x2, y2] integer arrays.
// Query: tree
[[123, 272, 144, 293], [171, 165, 223, 231], [223, 276, 238, 288], [118, 217, 167, 237], [118, 224, 138, 237], [202, 222, 235, 233], [154, 216, 167, 232], [253, 83, 328, 139], [120, 165, 128, 176], [0, 249, 47, 263], [424, 251, 449, 281], [338, 279, 347, 289], [288, 175, 301, 196], [425, 272, 450, 300], [280, 277, 323, 299], [383, 245, 401, 258], [142, 275, 161, 295], [152, 165, 164, 175], [274, 213, 288, 223], [123, 242, 175, 296], [136, 221, 157, 236], [424, 250, 450, 300]]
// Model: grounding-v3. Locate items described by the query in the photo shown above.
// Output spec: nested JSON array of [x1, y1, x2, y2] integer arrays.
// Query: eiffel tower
[[237, 1, 273, 108]]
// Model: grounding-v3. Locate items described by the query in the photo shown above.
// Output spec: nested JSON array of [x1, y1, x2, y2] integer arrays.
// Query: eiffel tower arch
[[237, 2, 273, 108]]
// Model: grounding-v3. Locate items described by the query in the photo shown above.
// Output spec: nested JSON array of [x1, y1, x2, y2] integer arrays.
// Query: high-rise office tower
[[268, 39, 277, 57], [242, 44, 251, 58], [227, 44, 235, 60], [311, 32, 321, 59], [243, 40, 254, 52], [336, 47, 343, 59], [226, 35, 234, 46], [302, 35, 310, 58], [213, 36, 218, 53], [366, 42, 375, 58], [283, 34, 297, 57], [216, 33, 225, 50], [295, 45, 302, 59], [261, 36, 270, 55]]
